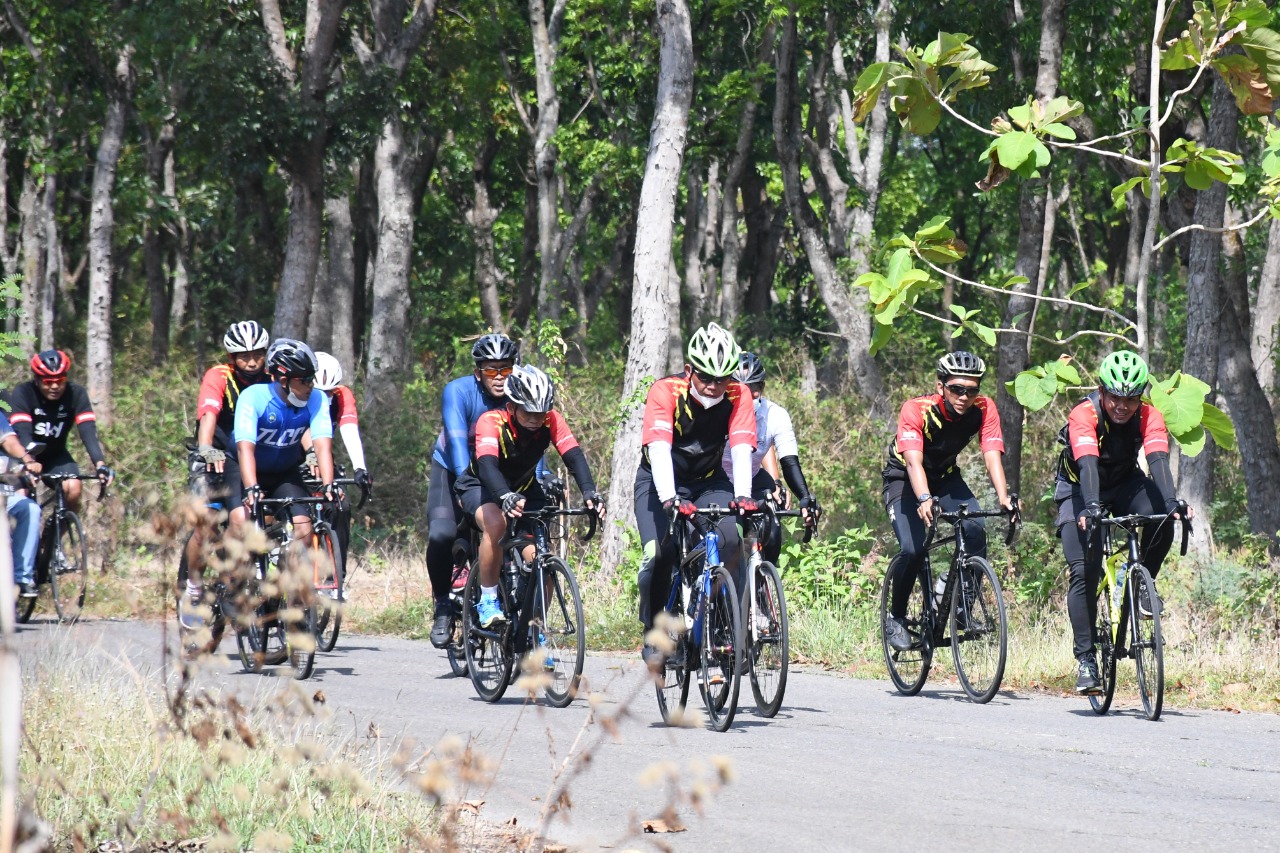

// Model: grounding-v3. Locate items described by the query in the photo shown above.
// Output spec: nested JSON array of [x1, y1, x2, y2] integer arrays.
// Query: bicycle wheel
[[285, 596, 318, 680], [748, 561, 789, 717], [1089, 576, 1117, 715], [1130, 564, 1163, 721], [50, 512, 88, 623], [312, 529, 344, 653], [447, 591, 469, 677], [535, 557, 585, 708], [950, 556, 1007, 704], [463, 559, 513, 702], [236, 591, 284, 672], [699, 566, 742, 732], [654, 591, 693, 727], [880, 562, 931, 695]]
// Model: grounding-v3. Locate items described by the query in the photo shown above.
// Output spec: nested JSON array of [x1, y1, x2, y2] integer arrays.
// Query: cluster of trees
[[2, 0, 1279, 565]]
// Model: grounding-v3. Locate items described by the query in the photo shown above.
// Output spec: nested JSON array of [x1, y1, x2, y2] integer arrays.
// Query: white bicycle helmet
[[935, 350, 986, 380], [687, 322, 741, 377], [505, 364, 556, 413], [314, 352, 343, 392], [223, 321, 270, 353]]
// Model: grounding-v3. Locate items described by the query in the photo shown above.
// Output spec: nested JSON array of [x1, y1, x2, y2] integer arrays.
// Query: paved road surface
[[15, 619, 1280, 852]]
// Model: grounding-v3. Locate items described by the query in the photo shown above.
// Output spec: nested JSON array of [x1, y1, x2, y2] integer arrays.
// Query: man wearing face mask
[[635, 322, 758, 664]]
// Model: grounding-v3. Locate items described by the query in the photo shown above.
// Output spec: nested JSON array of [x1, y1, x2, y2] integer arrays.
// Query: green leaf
[[1111, 176, 1146, 208], [1185, 160, 1214, 190], [1053, 359, 1081, 385], [949, 303, 971, 320], [1200, 402, 1237, 451], [1148, 372, 1211, 435], [1038, 372, 1060, 401], [870, 318, 894, 356], [1007, 102, 1032, 129], [994, 131, 1038, 169], [1173, 425, 1207, 457], [851, 62, 896, 123], [914, 215, 954, 241], [970, 321, 997, 347], [1240, 26, 1280, 99], [1041, 122, 1077, 140], [1013, 370, 1055, 411]]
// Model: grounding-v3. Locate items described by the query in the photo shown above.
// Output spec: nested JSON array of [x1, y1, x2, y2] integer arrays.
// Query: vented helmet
[[30, 350, 71, 379], [935, 351, 986, 380], [504, 364, 556, 413], [1098, 350, 1149, 397], [471, 333, 519, 365], [266, 338, 319, 381], [734, 352, 766, 386], [314, 352, 343, 392], [223, 321, 270, 353], [687, 322, 740, 378]]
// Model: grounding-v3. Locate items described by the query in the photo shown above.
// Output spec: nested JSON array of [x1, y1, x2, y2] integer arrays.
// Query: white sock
[[481, 585, 499, 600], [186, 580, 202, 600]]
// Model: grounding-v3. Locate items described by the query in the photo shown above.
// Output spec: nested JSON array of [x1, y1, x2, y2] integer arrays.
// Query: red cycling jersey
[[883, 393, 1003, 483], [1058, 392, 1169, 489], [640, 374, 755, 482], [195, 364, 268, 449], [329, 384, 359, 427], [472, 408, 580, 493]]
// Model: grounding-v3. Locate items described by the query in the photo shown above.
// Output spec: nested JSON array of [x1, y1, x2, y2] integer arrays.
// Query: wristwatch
[[917, 493, 933, 503]]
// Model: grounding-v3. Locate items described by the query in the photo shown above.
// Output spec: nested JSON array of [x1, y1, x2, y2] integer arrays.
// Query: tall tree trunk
[[307, 239, 333, 351], [325, 187, 357, 373], [40, 171, 58, 350], [466, 133, 506, 331], [529, 0, 564, 321], [165, 144, 191, 344], [365, 115, 420, 408], [17, 171, 42, 343], [0, 128, 15, 282], [143, 122, 175, 361], [994, 0, 1064, 496], [1177, 75, 1236, 555], [86, 48, 132, 428], [1250, 216, 1280, 409], [601, 0, 693, 576], [774, 9, 885, 412]]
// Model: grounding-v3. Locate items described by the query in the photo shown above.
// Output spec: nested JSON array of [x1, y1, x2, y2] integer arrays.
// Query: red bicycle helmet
[[30, 350, 71, 379]]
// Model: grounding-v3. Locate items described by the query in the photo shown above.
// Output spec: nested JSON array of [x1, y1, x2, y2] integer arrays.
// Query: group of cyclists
[[6, 316, 1192, 705]]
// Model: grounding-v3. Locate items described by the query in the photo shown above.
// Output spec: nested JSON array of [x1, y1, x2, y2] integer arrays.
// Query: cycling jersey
[[469, 408, 593, 497], [232, 383, 332, 473], [641, 374, 755, 482], [195, 364, 270, 449], [882, 393, 1003, 483], [719, 396, 798, 479], [431, 375, 506, 477], [328, 384, 359, 427], [3, 380, 104, 462], [1056, 391, 1170, 491]]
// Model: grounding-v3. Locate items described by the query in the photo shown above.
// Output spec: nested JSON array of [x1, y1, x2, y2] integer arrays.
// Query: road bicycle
[[880, 498, 1018, 704], [461, 504, 596, 706], [739, 501, 816, 717], [1087, 505, 1190, 721], [235, 494, 343, 680], [15, 472, 106, 624], [651, 505, 746, 732], [298, 471, 371, 653]]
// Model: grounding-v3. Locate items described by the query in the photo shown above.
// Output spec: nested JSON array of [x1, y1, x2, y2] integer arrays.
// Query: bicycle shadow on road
[[888, 687, 1030, 705]]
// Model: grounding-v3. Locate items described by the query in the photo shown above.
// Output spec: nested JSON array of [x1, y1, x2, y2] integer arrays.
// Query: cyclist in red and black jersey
[[454, 365, 604, 627], [4, 349, 113, 512], [181, 321, 270, 613], [635, 323, 757, 657], [1056, 350, 1191, 695], [310, 352, 371, 567], [882, 351, 1013, 653]]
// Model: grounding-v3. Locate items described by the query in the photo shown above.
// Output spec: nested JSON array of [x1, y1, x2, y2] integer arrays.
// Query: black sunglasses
[[693, 369, 732, 385], [944, 383, 980, 397]]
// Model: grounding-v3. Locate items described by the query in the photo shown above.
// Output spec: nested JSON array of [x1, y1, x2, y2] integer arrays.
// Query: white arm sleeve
[[771, 404, 799, 460], [731, 443, 753, 497], [338, 422, 367, 471], [648, 441, 677, 502]]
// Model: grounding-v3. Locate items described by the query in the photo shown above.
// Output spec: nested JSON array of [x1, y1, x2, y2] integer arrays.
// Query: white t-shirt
[[721, 397, 798, 479]]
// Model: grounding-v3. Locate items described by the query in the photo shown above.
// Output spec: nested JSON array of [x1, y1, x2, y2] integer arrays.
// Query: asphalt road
[[15, 618, 1280, 852]]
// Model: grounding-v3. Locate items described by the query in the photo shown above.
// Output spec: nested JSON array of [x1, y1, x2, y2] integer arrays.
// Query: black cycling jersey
[[3, 381, 104, 462]]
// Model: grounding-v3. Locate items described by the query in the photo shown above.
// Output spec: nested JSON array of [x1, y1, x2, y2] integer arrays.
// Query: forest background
[[2, 0, 1280, 653]]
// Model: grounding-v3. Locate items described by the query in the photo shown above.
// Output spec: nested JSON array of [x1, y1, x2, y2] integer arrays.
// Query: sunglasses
[[479, 366, 513, 379], [944, 383, 980, 397], [693, 369, 732, 385], [40, 377, 67, 386]]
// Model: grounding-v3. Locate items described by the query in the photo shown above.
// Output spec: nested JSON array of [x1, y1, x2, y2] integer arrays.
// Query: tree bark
[[1177, 75, 1236, 555], [40, 171, 58, 350], [0, 128, 15, 282], [467, 132, 506, 331], [601, 0, 693, 576], [1250, 216, 1280, 409], [165, 144, 191, 344], [529, 0, 565, 321], [994, 0, 1064, 496], [143, 122, 175, 362], [17, 169, 42, 343], [86, 47, 133, 428], [324, 188, 357, 373]]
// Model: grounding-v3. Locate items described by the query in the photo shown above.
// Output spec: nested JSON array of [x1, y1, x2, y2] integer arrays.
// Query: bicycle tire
[[748, 561, 789, 717], [447, 592, 469, 677], [699, 566, 742, 732], [1130, 563, 1164, 721], [1089, 575, 1117, 715], [286, 596, 318, 680], [463, 557, 513, 702], [880, 561, 931, 695], [949, 556, 1007, 704], [50, 511, 88, 623], [536, 556, 585, 708], [312, 528, 344, 653], [654, 588, 692, 727]]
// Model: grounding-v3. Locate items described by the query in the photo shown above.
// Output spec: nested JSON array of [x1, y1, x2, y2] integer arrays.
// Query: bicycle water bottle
[[934, 571, 948, 608], [1112, 561, 1128, 616]]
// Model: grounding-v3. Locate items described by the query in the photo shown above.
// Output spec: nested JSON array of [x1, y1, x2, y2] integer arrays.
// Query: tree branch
[[498, 49, 535, 136], [3, 0, 39, 64], [258, 0, 298, 83], [1152, 205, 1272, 251], [910, 306, 1137, 348]]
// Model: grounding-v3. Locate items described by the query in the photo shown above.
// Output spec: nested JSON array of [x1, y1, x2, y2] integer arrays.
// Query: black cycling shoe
[[1076, 657, 1103, 695], [1137, 584, 1160, 619], [429, 602, 453, 649], [17, 582, 38, 599], [885, 616, 913, 652]]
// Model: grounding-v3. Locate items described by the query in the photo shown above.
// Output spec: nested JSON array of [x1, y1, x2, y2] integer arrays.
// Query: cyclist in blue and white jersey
[[720, 352, 821, 563], [425, 333, 521, 647]]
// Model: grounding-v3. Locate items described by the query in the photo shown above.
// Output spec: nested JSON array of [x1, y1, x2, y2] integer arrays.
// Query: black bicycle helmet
[[936, 351, 986, 380], [30, 349, 71, 379], [504, 364, 555, 413], [734, 352, 766, 386], [223, 320, 270, 353], [266, 338, 319, 380], [471, 333, 519, 365]]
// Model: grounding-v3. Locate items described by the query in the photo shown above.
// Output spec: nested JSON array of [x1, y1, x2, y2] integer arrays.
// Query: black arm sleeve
[[77, 421, 105, 464], [475, 455, 513, 500], [1078, 455, 1101, 507], [778, 454, 810, 497], [4, 387, 34, 448], [560, 446, 596, 495], [1146, 451, 1178, 510]]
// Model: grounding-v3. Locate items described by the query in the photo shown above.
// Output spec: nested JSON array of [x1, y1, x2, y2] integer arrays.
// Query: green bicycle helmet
[[1098, 350, 1149, 397], [686, 322, 741, 378]]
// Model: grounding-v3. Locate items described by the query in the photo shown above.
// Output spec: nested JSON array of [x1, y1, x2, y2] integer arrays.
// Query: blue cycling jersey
[[431, 375, 507, 476], [232, 383, 332, 473]]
